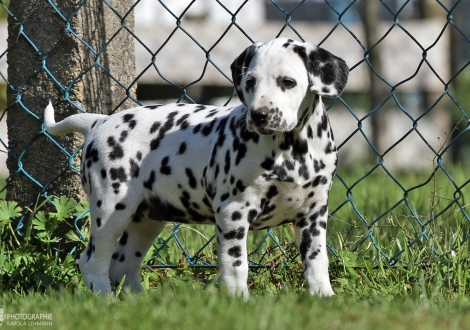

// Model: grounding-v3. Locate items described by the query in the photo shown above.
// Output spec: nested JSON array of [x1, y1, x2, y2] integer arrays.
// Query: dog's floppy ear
[[292, 42, 349, 98], [230, 42, 263, 105]]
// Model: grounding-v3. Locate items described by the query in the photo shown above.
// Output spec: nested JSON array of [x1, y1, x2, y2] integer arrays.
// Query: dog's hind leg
[[79, 183, 143, 296], [109, 210, 166, 292]]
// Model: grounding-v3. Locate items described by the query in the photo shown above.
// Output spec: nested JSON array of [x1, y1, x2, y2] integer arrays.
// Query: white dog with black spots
[[44, 37, 349, 299]]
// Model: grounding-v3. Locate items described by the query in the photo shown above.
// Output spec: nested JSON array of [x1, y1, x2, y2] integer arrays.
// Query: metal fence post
[[5, 0, 136, 236]]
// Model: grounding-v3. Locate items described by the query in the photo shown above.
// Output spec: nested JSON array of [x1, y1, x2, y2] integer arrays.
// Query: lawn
[[1, 165, 470, 329], [2, 283, 470, 330]]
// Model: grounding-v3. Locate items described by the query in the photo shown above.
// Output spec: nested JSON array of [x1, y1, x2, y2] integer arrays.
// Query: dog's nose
[[250, 107, 269, 126]]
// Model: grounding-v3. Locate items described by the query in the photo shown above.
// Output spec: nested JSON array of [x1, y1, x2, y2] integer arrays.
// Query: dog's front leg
[[215, 214, 250, 300], [294, 202, 335, 297]]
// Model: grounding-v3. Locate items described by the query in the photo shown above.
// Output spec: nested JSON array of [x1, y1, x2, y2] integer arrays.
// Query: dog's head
[[231, 38, 349, 135]]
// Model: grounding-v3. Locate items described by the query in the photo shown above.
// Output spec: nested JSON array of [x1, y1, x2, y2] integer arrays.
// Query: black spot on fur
[[160, 156, 172, 175], [312, 175, 328, 187], [112, 183, 120, 194], [228, 245, 242, 258], [150, 112, 177, 150], [307, 125, 313, 139], [176, 113, 190, 127], [296, 217, 308, 228], [85, 141, 99, 163], [266, 185, 279, 199], [324, 141, 335, 154], [232, 211, 242, 221], [96, 217, 102, 228], [202, 118, 217, 136], [283, 160, 295, 171], [186, 168, 197, 189], [298, 163, 310, 180], [235, 143, 247, 165], [299, 229, 312, 261], [129, 159, 140, 178], [224, 150, 231, 174], [195, 105, 206, 112], [144, 104, 161, 110], [144, 170, 155, 190], [135, 251, 143, 257], [178, 142, 187, 154], [308, 248, 321, 260], [119, 231, 128, 246], [314, 159, 326, 173], [123, 113, 137, 129], [317, 113, 328, 138], [209, 145, 217, 168], [108, 140, 124, 160], [115, 203, 126, 210], [220, 193, 230, 202], [110, 167, 127, 182], [101, 169, 107, 179], [119, 254, 125, 262], [261, 157, 275, 170], [236, 180, 246, 193], [86, 236, 93, 261], [233, 260, 242, 267], [109, 167, 127, 182], [248, 209, 258, 223], [223, 227, 246, 240], [119, 130, 128, 143], [150, 121, 161, 134]]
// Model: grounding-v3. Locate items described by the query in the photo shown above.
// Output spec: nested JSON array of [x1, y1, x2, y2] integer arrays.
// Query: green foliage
[[0, 166, 469, 321], [0, 196, 89, 294]]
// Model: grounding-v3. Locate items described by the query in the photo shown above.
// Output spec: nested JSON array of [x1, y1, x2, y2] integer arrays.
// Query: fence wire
[[1, 0, 470, 269]]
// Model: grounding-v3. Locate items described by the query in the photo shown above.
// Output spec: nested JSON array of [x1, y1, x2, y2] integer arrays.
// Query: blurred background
[[0, 0, 469, 178]]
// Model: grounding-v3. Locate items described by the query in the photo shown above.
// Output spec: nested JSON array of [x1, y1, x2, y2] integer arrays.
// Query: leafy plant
[[0, 196, 89, 294]]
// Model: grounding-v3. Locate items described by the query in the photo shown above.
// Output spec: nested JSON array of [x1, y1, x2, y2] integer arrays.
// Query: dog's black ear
[[292, 42, 349, 98], [230, 42, 262, 105]]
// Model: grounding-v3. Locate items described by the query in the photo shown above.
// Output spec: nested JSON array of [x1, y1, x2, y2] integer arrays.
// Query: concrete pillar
[[6, 0, 136, 209]]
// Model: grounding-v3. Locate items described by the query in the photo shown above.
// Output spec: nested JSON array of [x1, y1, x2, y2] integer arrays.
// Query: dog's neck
[[295, 93, 320, 131], [275, 94, 332, 160]]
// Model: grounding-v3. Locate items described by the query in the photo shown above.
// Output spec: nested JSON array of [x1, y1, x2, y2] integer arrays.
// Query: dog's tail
[[44, 101, 107, 136]]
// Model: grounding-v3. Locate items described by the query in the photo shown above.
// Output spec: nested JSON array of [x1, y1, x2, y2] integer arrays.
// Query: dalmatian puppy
[[44, 37, 348, 299]]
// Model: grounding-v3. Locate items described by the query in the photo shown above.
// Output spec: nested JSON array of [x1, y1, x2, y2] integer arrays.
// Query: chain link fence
[[1, 0, 470, 269]]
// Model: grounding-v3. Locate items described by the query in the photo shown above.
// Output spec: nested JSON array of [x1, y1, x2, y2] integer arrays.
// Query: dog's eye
[[282, 78, 296, 88], [277, 76, 297, 89], [246, 77, 256, 88]]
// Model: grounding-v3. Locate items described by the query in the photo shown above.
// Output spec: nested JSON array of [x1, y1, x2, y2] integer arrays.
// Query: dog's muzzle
[[248, 106, 275, 135]]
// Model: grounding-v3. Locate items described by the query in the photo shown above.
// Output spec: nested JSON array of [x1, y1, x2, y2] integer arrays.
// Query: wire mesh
[[1, 0, 470, 269]]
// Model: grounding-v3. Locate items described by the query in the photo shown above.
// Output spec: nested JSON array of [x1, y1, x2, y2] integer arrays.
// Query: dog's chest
[[247, 151, 335, 230]]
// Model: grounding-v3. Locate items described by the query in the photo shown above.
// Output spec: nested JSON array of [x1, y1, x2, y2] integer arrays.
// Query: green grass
[[2, 283, 470, 330], [2, 165, 470, 329]]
